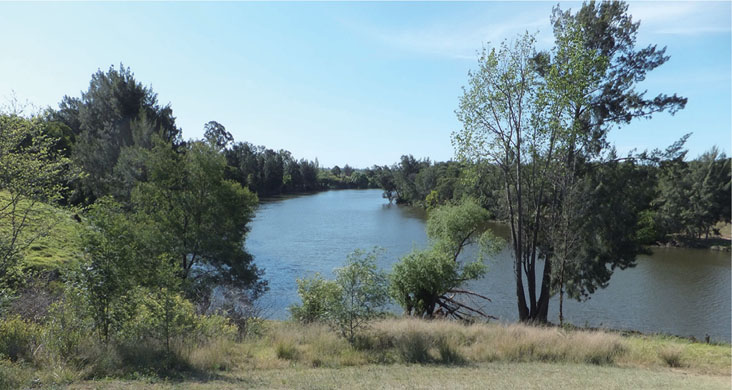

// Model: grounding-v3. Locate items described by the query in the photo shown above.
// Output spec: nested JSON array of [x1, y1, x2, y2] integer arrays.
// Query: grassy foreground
[[5, 318, 728, 389]]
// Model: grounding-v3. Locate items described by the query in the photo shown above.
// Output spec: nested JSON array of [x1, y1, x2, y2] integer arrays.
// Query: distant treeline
[[41, 64, 376, 206], [224, 144, 379, 197], [377, 147, 731, 245]]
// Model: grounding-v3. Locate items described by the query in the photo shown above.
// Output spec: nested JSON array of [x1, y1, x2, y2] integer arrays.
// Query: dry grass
[[4, 318, 730, 389], [367, 318, 627, 366]]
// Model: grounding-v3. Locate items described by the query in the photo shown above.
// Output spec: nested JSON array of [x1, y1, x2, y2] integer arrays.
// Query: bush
[[290, 248, 390, 344], [436, 335, 464, 365], [0, 358, 32, 389], [44, 292, 93, 360], [0, 315, 41, 362], [331, 249, 389, 343], [289, 274, 340, 324]]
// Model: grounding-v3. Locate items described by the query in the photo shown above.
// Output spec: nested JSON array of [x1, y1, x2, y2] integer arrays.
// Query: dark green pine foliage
[[53, 64, 181, 204]]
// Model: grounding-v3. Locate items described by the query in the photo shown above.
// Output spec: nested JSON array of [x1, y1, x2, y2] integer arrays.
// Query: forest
[[0, 1, 730, 388]]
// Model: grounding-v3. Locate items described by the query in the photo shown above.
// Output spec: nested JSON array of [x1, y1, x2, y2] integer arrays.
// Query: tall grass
[[1, 316, 729, 388]]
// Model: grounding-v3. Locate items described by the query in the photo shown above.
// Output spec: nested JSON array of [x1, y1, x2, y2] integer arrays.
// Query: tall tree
[[454, 1, 686, 323], [132, 139, 264, 301], [54, 64, 181, 203]]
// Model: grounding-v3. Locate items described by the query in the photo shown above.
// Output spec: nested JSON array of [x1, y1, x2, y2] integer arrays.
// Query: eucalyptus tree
[[453, 1, 686, 323]]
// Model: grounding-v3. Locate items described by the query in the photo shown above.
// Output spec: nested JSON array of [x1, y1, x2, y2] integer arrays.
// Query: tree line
[[0, 0, 729, 383], [0, 63, 379, 374], [374, 1, 730, 324]]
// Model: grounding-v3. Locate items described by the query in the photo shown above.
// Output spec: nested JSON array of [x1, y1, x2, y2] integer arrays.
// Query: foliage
[[80, 199, 149, 341], [0, 315, 41, 362], [390, 200, 499, 318], [291, 249, 389, 344], [290, 274, 341, 324], [331, 249, 390, 343], [453, 1, 686, 322], [53, 64, 181, 203], [0, 113, 71, 293], [655, 147, 731, 240], [132, 139, 265, 299]]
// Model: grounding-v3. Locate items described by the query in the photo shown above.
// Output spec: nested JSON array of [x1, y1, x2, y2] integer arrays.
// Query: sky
[[0, 1, 729, 168]]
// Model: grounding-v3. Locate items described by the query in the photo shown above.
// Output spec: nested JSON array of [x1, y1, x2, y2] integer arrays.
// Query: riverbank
[[651, 222, 732, 251], [4, 318, 729, 389]]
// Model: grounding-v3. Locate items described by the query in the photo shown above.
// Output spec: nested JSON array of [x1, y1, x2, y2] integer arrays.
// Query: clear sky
[[1, 1, 729, 168]]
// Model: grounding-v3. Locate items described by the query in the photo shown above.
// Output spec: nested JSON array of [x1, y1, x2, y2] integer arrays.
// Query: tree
[[342, 164, 354, 177], [203, 121, 234, 150], [390, 200, 500, 319], [331, 248, 389, 343], [453, 1, 686, 323], [330, 165, 342, 177], [53, 64, 181, 203], [132, 139, 264, 301], [0, 113, 70, 294]]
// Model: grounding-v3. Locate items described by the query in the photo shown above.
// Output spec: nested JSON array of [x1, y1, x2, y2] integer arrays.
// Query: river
[[246, 189, 731, 342]]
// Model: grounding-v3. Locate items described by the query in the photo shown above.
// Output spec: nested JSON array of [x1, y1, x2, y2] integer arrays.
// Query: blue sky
[[0, 1, 729, 167]]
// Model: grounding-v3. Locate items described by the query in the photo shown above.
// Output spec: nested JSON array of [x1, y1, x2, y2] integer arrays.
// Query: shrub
[[331, 249, 389, 343], [44, 292, 93, 360], [289, 274, 340, 324], [0, 358, 32, 389], [0, 315, 41, 362], [290, 248, 390, 344]]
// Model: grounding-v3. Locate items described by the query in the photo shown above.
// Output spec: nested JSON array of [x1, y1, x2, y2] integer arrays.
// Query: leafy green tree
[[454, 2, 686, 323], [80, 199, 144, 341], [0, 113, 70, 294], [203, 121, 234, 150], [390, 200, 500, 319], [330, 165, 341, 177], [132, 139, 264, 300]]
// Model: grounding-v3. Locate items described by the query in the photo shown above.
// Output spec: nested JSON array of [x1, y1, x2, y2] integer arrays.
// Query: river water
[[246, 189, 731, 342]]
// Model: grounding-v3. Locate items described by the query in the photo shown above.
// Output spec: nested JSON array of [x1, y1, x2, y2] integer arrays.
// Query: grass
[[1, 318, 729, 389], [65, 363, 731, 390], [0, 190, 84, 271]]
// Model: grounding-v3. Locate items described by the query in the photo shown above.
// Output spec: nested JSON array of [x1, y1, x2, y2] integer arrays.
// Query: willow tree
[[453, 1, 686, 323]]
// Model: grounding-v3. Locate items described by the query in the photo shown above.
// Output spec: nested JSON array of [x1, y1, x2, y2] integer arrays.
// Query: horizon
[[1, 1, 729, 168]]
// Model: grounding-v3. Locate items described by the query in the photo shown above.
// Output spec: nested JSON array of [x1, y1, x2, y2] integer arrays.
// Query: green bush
[[44, 293, 93, 360], [0, 358, 32, 389], [0, 315, 41, 362], [290, 249, 390, 344], [289, 274, 340, 324]]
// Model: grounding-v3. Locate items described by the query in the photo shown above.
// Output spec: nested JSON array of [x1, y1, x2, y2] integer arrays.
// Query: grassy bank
[[0, 191, 84, 272], [2, 318, 729, 389]]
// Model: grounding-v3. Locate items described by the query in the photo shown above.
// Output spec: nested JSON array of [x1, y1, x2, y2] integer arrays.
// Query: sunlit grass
[[0, 190, 84, 271]]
